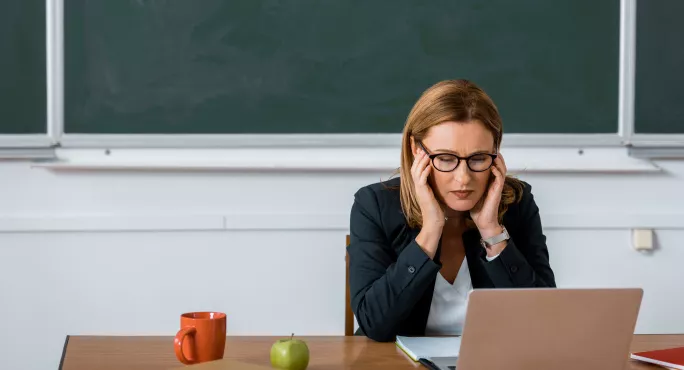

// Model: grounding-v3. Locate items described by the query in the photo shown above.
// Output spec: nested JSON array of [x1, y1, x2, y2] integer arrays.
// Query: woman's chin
[[444, 197, 477, 212]]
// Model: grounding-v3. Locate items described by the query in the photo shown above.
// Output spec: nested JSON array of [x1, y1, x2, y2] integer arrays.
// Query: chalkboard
[[65, 0, 619, 135], [0, 0, 46, 134], [635, 0, 684, 134]]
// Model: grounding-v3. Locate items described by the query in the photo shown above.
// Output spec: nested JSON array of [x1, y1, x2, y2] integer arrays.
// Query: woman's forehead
[[423, 121, 495, 155]]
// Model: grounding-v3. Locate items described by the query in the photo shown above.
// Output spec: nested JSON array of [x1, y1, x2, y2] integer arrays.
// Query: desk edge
[[59, 335, 70, 370]]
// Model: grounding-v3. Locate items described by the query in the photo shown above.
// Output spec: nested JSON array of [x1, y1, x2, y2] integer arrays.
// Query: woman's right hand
[[412, 148, 444, 258]]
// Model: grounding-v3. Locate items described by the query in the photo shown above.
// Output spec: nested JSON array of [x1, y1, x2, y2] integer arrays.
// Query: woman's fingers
[[411, 151, 421, 178], [496, 153, 507, 175], [419, 161, 431, 185], [491, 164, 505, 193], [412, 150, 430, 181]]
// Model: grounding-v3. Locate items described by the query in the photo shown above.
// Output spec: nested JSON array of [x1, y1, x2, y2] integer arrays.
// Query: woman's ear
[[409, 136, 417, 156]]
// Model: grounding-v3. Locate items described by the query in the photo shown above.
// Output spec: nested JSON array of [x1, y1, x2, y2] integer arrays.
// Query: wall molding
[[28, 147, 661, 173], [58, 133, 624, 149], [0, 215, 225, 233], [1, 212, 684, 233], [0, 147, 56, 159]]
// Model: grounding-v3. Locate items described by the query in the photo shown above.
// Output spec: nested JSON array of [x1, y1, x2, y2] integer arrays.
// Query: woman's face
[[412, 120, 496, 213]]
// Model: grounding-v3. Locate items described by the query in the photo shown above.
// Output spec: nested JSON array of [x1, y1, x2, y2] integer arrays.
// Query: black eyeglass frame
[[417, 141, 498, 173]]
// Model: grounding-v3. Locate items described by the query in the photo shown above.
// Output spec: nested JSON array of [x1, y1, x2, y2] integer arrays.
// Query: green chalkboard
[[65, 0, 619, 134], [0, 0, 46, 134], [635, 0, 684, 134]]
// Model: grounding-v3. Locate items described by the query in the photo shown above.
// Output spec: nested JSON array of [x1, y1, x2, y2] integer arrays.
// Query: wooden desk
[[60, 335, 684, 370]]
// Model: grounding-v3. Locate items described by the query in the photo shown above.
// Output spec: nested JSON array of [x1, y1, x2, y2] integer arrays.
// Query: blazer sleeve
[[481, 183, 556, 288], [347, 186, 441, 342]]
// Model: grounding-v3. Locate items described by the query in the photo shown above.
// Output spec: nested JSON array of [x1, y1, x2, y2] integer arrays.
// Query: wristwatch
[[480, 226, 510, 249]]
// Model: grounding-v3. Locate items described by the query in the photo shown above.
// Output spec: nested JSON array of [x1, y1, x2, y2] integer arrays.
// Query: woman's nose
[[452, 161, 471, 185]]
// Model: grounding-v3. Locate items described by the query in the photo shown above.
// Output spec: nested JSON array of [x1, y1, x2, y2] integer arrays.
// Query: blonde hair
[[397, 79, 523, 229]]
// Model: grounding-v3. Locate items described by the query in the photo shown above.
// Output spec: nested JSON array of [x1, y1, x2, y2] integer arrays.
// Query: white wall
[[1, 146, 683, 369]]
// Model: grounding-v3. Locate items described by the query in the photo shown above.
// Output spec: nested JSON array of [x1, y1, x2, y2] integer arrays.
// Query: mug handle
[[174, 327, 197, 365]]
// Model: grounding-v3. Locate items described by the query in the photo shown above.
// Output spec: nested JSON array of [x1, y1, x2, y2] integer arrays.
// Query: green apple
[[270, 334, 310, 370]]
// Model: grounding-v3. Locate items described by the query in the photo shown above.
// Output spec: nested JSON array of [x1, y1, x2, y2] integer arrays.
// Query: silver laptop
[[427, 288, 643, 370]]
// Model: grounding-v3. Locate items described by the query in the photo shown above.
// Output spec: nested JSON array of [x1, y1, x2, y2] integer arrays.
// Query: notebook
[[395, 336, 462, 362], [630, 347, 684, 370]]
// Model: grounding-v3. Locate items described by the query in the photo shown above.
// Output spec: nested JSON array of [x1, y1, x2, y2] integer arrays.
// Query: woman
[[347, 79, 555, 342]]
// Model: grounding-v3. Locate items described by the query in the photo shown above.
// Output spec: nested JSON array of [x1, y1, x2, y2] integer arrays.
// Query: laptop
[[427, 288, 643, 370]]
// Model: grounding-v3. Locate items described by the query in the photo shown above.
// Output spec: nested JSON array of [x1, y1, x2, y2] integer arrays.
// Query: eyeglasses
[[417, 141, 497, 173]]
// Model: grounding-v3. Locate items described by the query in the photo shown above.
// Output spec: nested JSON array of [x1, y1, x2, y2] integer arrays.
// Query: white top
[[425, 254, 499, 335]]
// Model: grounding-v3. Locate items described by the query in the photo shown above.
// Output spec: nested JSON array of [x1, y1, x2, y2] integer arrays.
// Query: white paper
[[396, 336, 461, 360]]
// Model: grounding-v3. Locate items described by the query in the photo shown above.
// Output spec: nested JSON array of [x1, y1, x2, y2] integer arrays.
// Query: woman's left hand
[[470, 153, 507, 253]]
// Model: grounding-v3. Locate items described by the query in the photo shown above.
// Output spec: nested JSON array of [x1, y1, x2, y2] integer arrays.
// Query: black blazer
[[347, 177, 555, 342]]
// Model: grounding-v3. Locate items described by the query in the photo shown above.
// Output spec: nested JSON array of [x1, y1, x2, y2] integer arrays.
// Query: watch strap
[[480, 226, 510, 248]]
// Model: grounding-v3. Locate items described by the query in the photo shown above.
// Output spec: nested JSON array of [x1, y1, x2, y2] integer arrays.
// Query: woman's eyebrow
[[434, 148, 493, 156]]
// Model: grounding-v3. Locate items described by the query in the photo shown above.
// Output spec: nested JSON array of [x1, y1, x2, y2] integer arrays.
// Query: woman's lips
[[451, 190, 473, 199]]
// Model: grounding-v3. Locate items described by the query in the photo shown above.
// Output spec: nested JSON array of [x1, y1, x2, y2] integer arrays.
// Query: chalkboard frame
[[0, 0, 54, 154], [3, 0, 684, 156], [627, 0, 684, 153], [63, 0, 623, 138], [622, 0, 684, 154]]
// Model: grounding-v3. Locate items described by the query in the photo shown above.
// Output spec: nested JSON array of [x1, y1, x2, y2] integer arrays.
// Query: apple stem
[[291, 333, 294, 341]]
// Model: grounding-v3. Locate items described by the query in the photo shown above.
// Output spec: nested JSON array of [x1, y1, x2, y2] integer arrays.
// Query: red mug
[[174, 312, 227, 364]]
